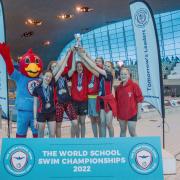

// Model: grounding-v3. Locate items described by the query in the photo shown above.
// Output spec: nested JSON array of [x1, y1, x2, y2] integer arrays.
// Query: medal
[[88, 75, 95, 89], [45, 103, 51, 109], [88, 83, 94, 88], [59, 90, 63, 95], [62, 89, 67, 93], [42, 85, 51, 109], [59, 89, 67, 94], [77, 73, 83, 92], [77, 86, 82, 91]]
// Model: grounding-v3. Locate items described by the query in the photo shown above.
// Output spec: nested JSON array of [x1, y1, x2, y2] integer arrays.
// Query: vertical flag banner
[[0, 1, 8, 119], [130, 1, 165, 118]]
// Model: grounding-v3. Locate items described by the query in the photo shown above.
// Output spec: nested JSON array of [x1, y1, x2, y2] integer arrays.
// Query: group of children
[[32, 47, 144, 138]]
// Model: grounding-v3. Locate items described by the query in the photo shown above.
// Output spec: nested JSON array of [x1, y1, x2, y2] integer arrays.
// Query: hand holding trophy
[[74, 33, 85, 54]]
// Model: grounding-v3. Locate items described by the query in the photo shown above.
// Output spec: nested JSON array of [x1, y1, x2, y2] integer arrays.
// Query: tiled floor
[[1, 102, 180, 179]]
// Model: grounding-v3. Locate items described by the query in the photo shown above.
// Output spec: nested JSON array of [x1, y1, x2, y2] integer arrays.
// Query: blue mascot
[[0, 43, 43, 137]]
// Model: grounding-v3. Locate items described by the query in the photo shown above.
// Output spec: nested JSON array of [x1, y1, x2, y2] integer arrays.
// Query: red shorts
[[56, 102, 77, 122]]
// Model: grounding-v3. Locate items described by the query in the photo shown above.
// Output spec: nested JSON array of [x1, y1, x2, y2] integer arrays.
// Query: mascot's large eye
[[35, 58, 39, 64], [25, 58, 30, 64]]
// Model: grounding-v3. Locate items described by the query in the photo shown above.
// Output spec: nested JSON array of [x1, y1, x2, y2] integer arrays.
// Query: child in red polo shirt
[[76, 48, 116, 137], [115, 67, 143, 137], [70, 61, 90, 138]]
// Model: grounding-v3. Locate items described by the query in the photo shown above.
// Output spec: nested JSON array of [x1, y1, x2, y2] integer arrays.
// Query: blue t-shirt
[[11, 69, 41, 111]]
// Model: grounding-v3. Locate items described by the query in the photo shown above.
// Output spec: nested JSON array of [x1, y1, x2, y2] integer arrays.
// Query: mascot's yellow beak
[[25, 63, 41, 78]]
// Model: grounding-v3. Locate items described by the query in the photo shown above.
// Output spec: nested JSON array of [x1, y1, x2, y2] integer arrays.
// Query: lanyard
[[77, 73, 83, 87], [88, 75, 95, 88], [90, 75, 95, 84], [42, 86, 50, 102], [58, 77, 65, 89], [99, 77, 104, 96]]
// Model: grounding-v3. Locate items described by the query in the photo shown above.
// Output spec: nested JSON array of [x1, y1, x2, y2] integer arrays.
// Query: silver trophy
[[74, 33, 82, 48]]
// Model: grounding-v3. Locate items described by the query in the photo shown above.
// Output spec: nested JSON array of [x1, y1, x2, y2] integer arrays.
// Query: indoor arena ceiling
[[1, 0, 180, 67]]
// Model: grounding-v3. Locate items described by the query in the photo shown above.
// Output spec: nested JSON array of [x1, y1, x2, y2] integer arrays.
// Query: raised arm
[[0, 43, 14, 75], [52, 60, 64, 76], [76, 48, 107, 77], [68, 50, 76, 77], [54, 50, 73, 81], [80, 57, 99, 77]]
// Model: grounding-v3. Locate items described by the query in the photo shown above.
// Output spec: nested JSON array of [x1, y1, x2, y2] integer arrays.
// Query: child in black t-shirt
[[48, 49, 79, 138], [33, 70, 56, 138]]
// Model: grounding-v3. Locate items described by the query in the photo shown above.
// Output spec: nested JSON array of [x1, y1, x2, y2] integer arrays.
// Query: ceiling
[[1, 0, 180, 67]]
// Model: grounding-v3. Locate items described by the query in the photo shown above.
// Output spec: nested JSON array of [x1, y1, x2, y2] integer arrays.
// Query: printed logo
[[136, 149, 152, 169], [4, 145, 35, 176], [129, 144, 159, 174], [10, 151, 28, 171], [128, 92, 132, 97], [27, 79, 41, 95], [134, 8, 149, 28]]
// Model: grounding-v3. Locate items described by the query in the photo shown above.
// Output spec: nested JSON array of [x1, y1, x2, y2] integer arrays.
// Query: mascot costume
[[0, 43, 43, 138]]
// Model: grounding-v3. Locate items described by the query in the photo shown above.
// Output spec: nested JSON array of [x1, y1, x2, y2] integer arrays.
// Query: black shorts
[[72, 100, 88, 116], [37, 111, 56, 122], [128, 114, 137, 122]]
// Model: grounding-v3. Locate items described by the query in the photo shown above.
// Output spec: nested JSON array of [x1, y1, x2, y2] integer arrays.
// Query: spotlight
[[25, 18, 43, 26], [57, 14, 73, 20], [76, 6, 94, 13], [43, 41, 51, 46]]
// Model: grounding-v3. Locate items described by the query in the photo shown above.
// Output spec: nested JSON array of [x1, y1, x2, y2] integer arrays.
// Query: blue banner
[[130, 1, 165, 118], [0, 137, 163, 180]]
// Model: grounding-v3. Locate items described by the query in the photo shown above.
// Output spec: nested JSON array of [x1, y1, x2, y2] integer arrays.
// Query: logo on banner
[[4, 145, 35, 176], [134, 8, 149, 28], [129, 144, 159, 174]]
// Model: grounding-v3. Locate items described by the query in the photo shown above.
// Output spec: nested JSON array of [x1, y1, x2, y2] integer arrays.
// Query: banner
[[130, 1, 164, 118], [0, 0, 8, 119], [0, 137, 163, 180]]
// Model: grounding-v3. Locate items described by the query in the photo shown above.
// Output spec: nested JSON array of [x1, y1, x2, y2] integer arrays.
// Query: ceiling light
[[57, 14, 73, 20], [25, 18, 43, 26], [76, 6, 94, 13], [43, 40, 51, 46]]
